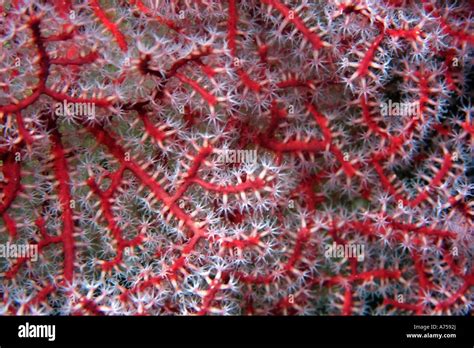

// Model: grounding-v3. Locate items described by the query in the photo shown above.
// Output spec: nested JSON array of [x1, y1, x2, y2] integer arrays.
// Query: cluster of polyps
[[0, 0, 472, 315]]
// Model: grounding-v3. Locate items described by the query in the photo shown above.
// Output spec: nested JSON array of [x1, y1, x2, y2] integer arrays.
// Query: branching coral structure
[[0, 0, 473, 315]]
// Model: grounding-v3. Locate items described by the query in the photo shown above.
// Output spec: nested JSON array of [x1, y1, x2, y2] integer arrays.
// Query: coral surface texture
[[0, 0, 473, 315]]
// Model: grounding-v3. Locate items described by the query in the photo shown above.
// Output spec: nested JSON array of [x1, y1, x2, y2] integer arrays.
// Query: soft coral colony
[[0, 0, 473, 315]]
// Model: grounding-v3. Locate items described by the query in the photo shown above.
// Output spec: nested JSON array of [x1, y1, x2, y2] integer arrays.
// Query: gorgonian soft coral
[[0, 0, 473, 315]]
